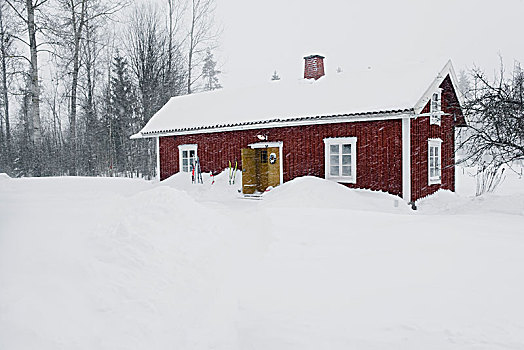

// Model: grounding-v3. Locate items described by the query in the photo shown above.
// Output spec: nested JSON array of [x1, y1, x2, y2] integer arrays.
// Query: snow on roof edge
[[133, 108, 415, 139]]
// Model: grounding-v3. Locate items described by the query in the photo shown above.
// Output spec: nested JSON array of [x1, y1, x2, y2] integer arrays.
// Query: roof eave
[[137, 109, 415, 138]]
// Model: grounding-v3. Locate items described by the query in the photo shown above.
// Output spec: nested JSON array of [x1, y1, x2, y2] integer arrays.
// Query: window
[[428, 138, 442, 185], [260, 149, 268, 163], [430, 90, 442, 126], [178, 144, 197, 173], [323, 137, 357, 183]]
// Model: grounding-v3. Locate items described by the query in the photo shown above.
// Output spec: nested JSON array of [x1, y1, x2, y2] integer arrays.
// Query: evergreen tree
[[108, 54, 136, 175], [271, 70, 280, 81], [202, 48, 221, 91]]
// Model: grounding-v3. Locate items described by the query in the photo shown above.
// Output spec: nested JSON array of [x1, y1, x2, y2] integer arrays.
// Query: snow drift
[[1, 169, 523, 349]]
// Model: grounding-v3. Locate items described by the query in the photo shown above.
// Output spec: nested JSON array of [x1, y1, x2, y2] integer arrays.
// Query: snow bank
[[0, 178, 244, 349], [160, 169, 242, 203], [0, 173, 9, 180], [418, 168, 524, 216], [262, 176, 410, 213], [1, 169, 524, 349]]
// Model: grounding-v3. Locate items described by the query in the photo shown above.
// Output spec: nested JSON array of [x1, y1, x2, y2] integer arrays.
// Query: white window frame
[[323, 137, 357, 184], [428, 138, 442, 185], [429, 89, 442, 126], [178, 144, 198, 173]]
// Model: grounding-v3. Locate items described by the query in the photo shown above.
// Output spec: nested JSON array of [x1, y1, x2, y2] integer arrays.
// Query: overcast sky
[[214, 0, 524, 88]]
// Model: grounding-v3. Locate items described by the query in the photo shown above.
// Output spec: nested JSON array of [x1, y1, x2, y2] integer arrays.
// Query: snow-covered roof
[[132, 59, 461, 138]]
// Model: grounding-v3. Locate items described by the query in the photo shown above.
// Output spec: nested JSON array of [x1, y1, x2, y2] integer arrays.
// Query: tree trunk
[[69, 0, 86, 175], [187, 0, 195, 94], [26, 0, 40, 144], [26, 0, 42, 175], [0, 4, 11, 163]]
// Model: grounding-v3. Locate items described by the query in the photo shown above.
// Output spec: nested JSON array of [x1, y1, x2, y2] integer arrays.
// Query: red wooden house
[[132, 55, 466, 205]]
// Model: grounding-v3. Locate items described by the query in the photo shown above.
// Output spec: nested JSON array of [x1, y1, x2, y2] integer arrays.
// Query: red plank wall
[[410, 76, 461, 202], [160, 119, 404, 197]]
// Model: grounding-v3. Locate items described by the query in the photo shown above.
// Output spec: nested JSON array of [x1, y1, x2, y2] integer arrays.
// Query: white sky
[[215, 0, 524, 88]]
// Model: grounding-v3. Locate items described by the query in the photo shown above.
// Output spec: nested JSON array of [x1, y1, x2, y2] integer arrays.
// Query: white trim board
[[156, 136, 160, 181], [133, 112, 414, 138], [248, 141, 283, 149], [401, 117, 411, 202]]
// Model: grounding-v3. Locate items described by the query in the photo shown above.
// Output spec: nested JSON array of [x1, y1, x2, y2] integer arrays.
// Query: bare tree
[[458, 61, 524, 193], [5, 0, 47, 174], [0, 2, 13, 170], [186, 0, 219, 94], [48, 0, 126, 174], [127, 4, 166, 121], [166, 0, 186, 96], [126, 4, 167, 178]]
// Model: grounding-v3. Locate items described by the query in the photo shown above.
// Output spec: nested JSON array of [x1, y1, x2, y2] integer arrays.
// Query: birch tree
[[165, 0, 186, 97], [0, 2, 13, 170], [6, 0, 46, 175], [186, 0, 219, 94]]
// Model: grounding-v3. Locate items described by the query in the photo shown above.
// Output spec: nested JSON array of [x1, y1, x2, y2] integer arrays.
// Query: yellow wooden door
[[256, 149, 268, 192], [267, 147, 280, 188], [241, 148, 257, 194]]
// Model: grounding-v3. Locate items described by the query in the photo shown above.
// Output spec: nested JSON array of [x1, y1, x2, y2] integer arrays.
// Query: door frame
[[248, 141, 284, 185]]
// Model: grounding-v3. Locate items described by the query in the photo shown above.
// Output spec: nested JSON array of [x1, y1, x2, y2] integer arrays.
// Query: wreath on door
[[269, 152, 277, 164]]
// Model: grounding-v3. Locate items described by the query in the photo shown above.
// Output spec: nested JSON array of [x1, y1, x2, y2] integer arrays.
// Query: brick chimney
[[304, 54, 325, 80]]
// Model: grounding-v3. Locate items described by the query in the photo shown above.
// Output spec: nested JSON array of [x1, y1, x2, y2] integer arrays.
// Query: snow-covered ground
[[0, 168, 523, 349]]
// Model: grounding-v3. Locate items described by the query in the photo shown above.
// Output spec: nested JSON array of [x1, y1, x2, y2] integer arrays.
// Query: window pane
[[430, 157, 434, 167], [183, 159, 188, 166], [342, 155, 351, 165], [183, 165, 188, 172], [342, 144, 351, 154], [432, 93, 439, 111], [330, 155, 339, 165], [260, 150, 268, 163], [330, 165, 339, 176], [430, 168, 435, 177], [435, 147, 439, 157], [330, 144, 339, 154], [342, 166, 351, 176], [189, 150, 195, 157], [430, 147, 434, 157], [182, 150, 188, 158]]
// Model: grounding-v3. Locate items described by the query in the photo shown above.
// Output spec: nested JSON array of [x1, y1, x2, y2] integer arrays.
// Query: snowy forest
[[0, 0, 222, 178]]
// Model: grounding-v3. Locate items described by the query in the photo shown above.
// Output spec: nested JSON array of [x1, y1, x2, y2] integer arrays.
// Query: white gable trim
[[414, 60, 464, 114]]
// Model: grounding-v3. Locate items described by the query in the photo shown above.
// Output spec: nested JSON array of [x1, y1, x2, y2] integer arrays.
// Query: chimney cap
[[304, 54, 325, 60]]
